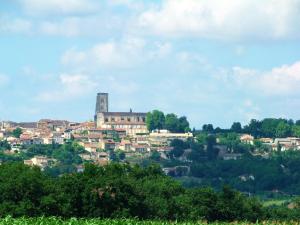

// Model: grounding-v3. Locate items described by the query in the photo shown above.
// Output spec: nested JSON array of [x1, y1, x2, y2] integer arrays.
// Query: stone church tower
[[93, 92, 148, 135], [94, 93, 109, 122]]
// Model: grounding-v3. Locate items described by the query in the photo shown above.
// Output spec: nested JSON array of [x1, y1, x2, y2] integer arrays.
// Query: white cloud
[[36, 73, 97, 102], [138, 0, 300, 41], [37, 15, 124, 37], [61, 48, 87, 66], [20, 0, 99, 16], [149, 42, 172, 59], [0, 18, 32, 33], [61, 37, 171, 69], [220, 61, 300, 96], [108, 0, 147, 11], [60, 73, 94, 88], [39, 18, 82, 37], [259, 61, 300, 95], [237, 100, 261, 122]]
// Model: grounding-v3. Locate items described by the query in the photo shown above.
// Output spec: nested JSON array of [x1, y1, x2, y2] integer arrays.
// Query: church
[[94, 93, 148, 136]]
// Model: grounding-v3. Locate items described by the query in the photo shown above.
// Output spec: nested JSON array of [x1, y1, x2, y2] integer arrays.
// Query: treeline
[[202, 118, 300, 138], [146, 110, 190, 133], [187, 151, 300, 195], [0, 162, 272, 222], [146, 110, 300, 139]]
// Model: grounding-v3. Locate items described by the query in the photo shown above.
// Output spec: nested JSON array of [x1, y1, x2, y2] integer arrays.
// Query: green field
[[0, 217, 298, 225], [263, 199, 289, 207]]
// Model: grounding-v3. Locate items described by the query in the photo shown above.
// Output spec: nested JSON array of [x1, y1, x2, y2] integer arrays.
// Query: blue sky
[[1, 0, 300, 128]]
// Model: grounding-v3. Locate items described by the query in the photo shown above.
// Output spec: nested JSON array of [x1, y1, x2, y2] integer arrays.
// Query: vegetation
[[0, 140, 11, 151], [1, 162, 300, 222], [0, 162, 267, 222], [144, 133, 300, 195], [146, 110, 190, 133], [0, 141, 87, 175], [12, 128, 22, 138], [146, 112, 300, 139], [0, 217, 297, 225], [3, 115, 300, 222], [202, 118, 300, 138]]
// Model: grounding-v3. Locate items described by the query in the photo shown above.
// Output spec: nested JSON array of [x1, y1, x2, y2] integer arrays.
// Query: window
[[127, 117, 131, 122], [105, 118, 108, 122], [142, 117, 145, 122], [111, 117, 115, 122], [137, 117, 140, 122], [121, 117, 124, 121]]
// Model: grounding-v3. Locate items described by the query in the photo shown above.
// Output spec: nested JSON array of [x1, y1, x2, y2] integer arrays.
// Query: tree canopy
[[146, 110, 190, 133], [0, 162, 266, 222], [201, 118, 300, 138], [12, 127, 23, 138]]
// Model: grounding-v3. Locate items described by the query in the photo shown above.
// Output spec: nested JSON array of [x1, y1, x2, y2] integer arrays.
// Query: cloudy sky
[[1, 0, 300, 128]]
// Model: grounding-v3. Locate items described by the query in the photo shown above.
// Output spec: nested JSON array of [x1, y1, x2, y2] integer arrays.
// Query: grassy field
[[0, 217, 298, 225], [263, 199, 288, 207]]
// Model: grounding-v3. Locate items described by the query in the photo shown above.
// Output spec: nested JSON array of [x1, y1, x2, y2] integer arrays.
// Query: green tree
[[0, 140, 11, 151], [0, 163, 48, 217], [196, 133, 208, 145], [231, 122, 242, 133], [146, 110, 165, 131], [276, 121, 291, 138], [169, 139, 189, 158], [292, 125, 300, 137], [202, 124, 214, 133], [149, 150, 161, 161], [244, 119, 261, 138], [12, 127, 22, 138], [187, 144, 206, 162], [178, 116, 190, 132], [206, 135, 218, 160], [164, 113, 179, 132], [261, 118, 286, 137]]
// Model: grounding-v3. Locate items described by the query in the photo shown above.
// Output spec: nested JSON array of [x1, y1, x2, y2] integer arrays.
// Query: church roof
[[98, 112, 147, 116]]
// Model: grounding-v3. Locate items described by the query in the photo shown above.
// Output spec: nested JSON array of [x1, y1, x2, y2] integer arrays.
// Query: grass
[[0, 217, 299, 225], [263, 198, 290, 207]]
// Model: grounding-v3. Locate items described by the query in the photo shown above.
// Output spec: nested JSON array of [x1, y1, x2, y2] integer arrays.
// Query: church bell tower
[[94, 93, 109, 122]]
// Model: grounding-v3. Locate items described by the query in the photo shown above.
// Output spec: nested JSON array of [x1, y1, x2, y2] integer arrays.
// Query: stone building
[[94, 93, 148, 135], [96, 112, 147, 135], [37, 119, 69, 131]]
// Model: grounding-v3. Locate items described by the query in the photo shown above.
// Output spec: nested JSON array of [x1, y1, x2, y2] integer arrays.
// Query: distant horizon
[[2, 106, 300, 131]]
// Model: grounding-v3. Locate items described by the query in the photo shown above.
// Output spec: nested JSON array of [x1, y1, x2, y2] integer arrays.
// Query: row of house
[[239, 134, 300, 151], [76, 129, 193, 153]]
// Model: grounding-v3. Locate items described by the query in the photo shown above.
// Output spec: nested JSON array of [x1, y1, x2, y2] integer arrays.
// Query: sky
[[1, 0, 300, 128]]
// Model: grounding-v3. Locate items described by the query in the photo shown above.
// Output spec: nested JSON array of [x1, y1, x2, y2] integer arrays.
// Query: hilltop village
[[1, 93, 300, 181], [0, 93, 190, 171]]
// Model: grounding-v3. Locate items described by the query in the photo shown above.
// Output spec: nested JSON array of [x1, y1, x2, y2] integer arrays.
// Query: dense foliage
[[0, 140, 11, 151], [146, 110, 190, 133], [187, 152, 300, 194], [0, 141, 86, 175], [0, 162, 266, 222], [0, 217, 293, 225], [202, 118, 300, 138], [145, 134, 300, 195]]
